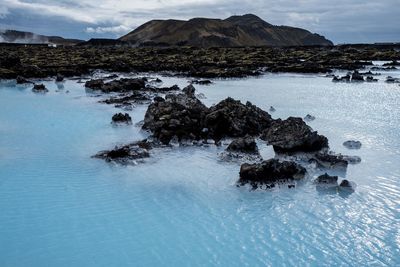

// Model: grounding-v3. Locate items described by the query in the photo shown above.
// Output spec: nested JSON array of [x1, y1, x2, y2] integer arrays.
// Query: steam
[[0, 29, 50, 44]]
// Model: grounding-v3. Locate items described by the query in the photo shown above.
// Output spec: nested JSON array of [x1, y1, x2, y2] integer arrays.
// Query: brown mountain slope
[[119, 14, 333, 47]]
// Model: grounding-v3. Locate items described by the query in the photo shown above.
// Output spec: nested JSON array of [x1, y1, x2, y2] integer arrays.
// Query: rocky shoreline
[[1, 45, 400, 79]]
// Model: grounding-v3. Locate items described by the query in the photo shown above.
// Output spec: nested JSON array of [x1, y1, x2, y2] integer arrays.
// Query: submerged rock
[[343, 140, 362, 149], [238, 159, 306, 188], [304, 114, 316, 122], [112, 113, 132, 124], [32, 84, 48, 93], [269, 106, 276, 112], [386, 76, 400, 83], [226, 136, 258, 154], [339, 179, 356, 192], [261, 117, 328, 153]]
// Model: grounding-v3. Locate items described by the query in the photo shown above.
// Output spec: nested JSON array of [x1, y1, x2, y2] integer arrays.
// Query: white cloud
[[0, 6, 9, 18], [85, 25, 131, 34]]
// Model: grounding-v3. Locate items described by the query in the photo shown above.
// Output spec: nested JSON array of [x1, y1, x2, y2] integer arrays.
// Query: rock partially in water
[[342, 155, 362, 164], [205, 97, 273, 141], [383, 60, 400, 66], [191, 79, 213, 85], [238, 159, 307, 189], [16, 76, 32, 84], [339, 179, 356, 192], [385, 76, 400, 83], [313, 152, 348, 169], [55, 74, 64, 82], [366, 76, 378, 82], [269, 106, 276, 112], [261, 117, 328, 153], [85, 78, 147, 92], [351, 70, 364, 82], [304, 114, 316, 122], [343, 140, 362, 149], [101, 91, 152, 107], [332, 74, 350, 82], [226, 136, 259, 154], [315, 173, 338, 184], [32, 84, 48, 93], [142, 86, 208, 144], [112, 113, 132, 124], [93, 140, 153, 164]]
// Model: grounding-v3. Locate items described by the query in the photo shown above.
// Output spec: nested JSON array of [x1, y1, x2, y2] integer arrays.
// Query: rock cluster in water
[[87, 77, 361, 191]]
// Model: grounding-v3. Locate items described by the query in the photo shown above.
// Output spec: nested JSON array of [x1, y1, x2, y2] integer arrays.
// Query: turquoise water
[[0, 69, 399, 266]]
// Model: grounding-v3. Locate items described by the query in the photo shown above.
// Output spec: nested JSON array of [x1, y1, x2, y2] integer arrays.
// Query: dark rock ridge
[[85, 78, 147, 93], [142, 86, 273, 144], [261, 117, 328, 153], [119, 14, 333, 47], [238, 159, 306, 188]]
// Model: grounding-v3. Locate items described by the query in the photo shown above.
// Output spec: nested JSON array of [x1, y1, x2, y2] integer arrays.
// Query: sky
[[0, 0, 399, 44]]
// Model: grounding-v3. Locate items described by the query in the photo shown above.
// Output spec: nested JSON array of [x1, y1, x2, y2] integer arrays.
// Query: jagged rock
[[142, 86, 208, 144], [226, 136, 258, 154], [238, 159, 306, 188], [205, 97, 272, 141], [112, 113, 132, 124], [261, 117, 328, 153], [93, 140, 152, 164], [343, 140, 362, 149], [32, 84, 48, 93], [315, 173, 338, 184]]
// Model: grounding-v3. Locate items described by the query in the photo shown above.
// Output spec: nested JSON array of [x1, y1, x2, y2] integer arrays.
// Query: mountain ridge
[[119, 14, 333, 47], [0, 29, 83, 46]]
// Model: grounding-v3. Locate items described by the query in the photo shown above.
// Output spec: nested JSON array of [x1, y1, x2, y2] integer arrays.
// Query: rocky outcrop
[[93, 140, 153, 164], [226, 136, 258, 154], [32, 84, 48, 93], [205, 98, 272, 141], [112, 113, 132, 124], [261, 117, 328, 153], [238, 159, 306, 188], [142, 85, 209, 144], [315, 173, 338, 184]]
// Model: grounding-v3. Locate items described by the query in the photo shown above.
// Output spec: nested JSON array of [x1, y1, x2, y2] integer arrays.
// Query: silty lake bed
[[0, 63, 399, 266]]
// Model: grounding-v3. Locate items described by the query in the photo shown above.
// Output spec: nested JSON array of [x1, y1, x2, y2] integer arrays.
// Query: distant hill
[[119, 14, 333, 47], [0, 30, 83, 46]]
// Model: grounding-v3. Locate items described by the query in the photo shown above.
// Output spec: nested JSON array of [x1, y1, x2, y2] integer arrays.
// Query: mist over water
[[0, 67, 399, 266]]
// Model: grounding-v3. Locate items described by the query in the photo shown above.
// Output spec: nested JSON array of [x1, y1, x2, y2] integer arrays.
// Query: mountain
[[0, 30, 83, 46], [119, 14, 333, 47]]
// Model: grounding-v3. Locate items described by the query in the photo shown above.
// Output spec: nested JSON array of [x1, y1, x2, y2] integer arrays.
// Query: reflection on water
[[0, 69, 399, 266]]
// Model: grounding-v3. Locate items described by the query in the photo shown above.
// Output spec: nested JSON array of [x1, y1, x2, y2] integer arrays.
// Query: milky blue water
[[1, 65, 400, 266]]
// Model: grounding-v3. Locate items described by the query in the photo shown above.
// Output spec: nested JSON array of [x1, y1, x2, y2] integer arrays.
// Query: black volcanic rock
[[119, 14, 333, 47], [261, 117, 328, 152], [238, 159, 306, 188], [112, 113, 132, 124], [226, 136, 258, 154]]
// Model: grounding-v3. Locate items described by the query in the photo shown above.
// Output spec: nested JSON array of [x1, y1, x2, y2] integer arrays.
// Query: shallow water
[[0, 67, 399, 266]]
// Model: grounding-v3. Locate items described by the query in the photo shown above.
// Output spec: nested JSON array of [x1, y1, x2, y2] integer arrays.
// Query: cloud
[[85, 25, 131, 34], [1, 0, 399, 43]]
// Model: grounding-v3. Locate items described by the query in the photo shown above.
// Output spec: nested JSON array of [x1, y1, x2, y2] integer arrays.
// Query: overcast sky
[[0, 0, 399, 44]]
